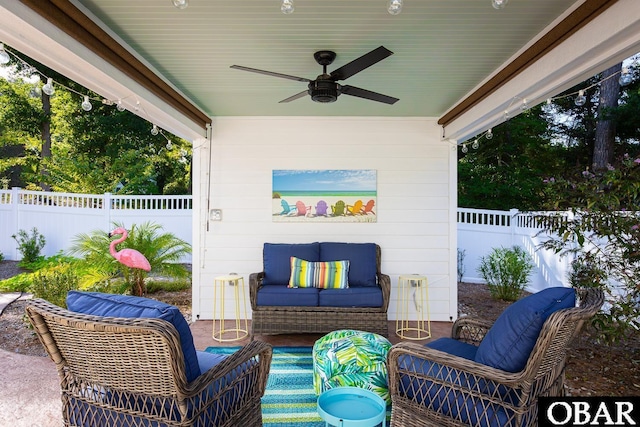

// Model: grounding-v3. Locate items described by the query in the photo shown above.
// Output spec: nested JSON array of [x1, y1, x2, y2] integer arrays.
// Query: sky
[[272, 169, 376, 192]]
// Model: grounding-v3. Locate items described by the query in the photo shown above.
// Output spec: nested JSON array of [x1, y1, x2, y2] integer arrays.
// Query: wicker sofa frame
[[387, 288, 604, 427], [249, 244, 390, 339], [26, 298, 273, 427]]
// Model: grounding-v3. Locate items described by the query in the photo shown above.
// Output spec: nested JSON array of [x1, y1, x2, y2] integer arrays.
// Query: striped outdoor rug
[[205, 346, 325, 427]]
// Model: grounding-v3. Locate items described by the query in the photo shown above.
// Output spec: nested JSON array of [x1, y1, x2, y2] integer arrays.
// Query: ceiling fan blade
[[341, 85, 399, 105], [230, 65, 311, 83], [329, 46, 393, 81], [279, 90, 309, 103]]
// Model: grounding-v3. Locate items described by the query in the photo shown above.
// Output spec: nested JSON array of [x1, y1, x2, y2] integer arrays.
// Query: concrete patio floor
[[0, 320, 450, 427]]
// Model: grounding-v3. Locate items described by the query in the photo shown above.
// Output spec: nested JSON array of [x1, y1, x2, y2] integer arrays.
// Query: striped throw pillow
[[288, 257, 350, 289]]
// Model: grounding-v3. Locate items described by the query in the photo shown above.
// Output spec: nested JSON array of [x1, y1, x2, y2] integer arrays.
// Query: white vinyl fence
[[1, 188, 569, 290], [0, 188, 192, 263], [457, 208, 572, 292]]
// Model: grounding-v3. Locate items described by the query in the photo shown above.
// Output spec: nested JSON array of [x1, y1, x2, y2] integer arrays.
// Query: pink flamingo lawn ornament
[[108, 227, 151, 272]]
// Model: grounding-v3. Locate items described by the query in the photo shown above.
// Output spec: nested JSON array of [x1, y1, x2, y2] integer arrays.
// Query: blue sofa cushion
[[255, 285, 319, 306], [66, 291, 201, 383], [319, 242, 378, 287], [475, 287, 576, 373], [262, 242, 320, 285], [318, 287, 383, 308]]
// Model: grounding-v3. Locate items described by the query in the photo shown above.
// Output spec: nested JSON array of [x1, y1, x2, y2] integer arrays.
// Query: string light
[[619, 67, 632, 86], [492, 0, 508, 9], [81, 95, 92, 111], [458, 59, 638, 153], [388, 0, 403, 15], [42, 77, 55, 96], [281, 0, 294, 14], [0, 41, 180, 148], [172, 0, 188, 10], [0, 43, 10, 65], [574, 90, 586, 106]]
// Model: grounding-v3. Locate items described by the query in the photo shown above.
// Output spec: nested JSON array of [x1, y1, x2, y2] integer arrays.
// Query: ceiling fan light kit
[[231, 46, 399, 105]]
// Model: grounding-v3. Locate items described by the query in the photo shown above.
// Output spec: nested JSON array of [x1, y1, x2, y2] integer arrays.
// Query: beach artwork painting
[[272, 169, 377, 222]]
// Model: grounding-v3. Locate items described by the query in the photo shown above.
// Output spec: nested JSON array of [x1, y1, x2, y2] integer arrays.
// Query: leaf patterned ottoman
[[313, 329, 392, 404]]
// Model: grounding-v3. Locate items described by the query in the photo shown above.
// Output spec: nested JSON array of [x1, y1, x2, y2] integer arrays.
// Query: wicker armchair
[[26, 298, 272, 427], [387, 288, 604, 427]]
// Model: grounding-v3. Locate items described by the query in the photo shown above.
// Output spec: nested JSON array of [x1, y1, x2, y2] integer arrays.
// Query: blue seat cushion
[[396, 338, 521, 427], [197, 350, 228, 373], [66, 291, 201, 383], [427, 337, 478, 360], [318, 287, 383, 307], [319, 242, 378, 287], [262, 242, 320, 285], [255, 285, 319, 306], [475, 287, 576, 373]]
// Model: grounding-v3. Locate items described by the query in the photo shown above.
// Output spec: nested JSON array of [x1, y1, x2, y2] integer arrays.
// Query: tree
[[539, 155, 640, 343], [0, 45, 193, 195], [592, 63, 622, 171], [458, 105, 563, 210]]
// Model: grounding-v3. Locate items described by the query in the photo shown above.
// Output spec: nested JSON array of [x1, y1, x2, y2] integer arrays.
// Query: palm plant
[[69, 221, 191, 296]]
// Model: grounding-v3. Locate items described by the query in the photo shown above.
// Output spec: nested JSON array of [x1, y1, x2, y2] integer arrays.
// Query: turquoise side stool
[[313, 329, 392, 404]]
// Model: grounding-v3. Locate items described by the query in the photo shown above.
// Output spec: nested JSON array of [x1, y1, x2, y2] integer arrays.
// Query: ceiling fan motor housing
[[308, 78, 340, 103]]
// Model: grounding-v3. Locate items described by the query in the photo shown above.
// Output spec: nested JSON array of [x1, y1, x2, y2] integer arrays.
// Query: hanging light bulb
[[492, 0, 508, 9], [172, 0, 188, 9], [546, 98, 552, 105], [42, 78, 55, 96], [281, 0, 294, 14], [485, 128, 493, 140], [503, 110, 510, 120], [521, 98, 529, 111], [151, 124, 159, 136], [116, 99, 126, 112], [166, 140, 173, 150], [0, 43, 11, 65], [81, 96, 92, 111], [472, 139, 479, 150], [619, 67, 632, 87], [134, 100, 141, 112], [388, 0, 403, 15], [575, 90, 586, 107]]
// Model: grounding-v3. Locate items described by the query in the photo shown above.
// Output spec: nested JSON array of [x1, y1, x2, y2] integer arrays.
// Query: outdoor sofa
[[249, 242, 390, 339]]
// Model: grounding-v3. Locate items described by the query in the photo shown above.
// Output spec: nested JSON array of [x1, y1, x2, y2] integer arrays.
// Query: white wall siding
[[192, 117, 457, 322]]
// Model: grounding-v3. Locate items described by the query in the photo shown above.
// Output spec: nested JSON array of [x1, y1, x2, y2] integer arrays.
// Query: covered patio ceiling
[[0, 0, 639, 141]]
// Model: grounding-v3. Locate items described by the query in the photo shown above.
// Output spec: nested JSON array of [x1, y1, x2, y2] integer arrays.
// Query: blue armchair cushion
[[475, 287, 576, 373], [66, 291, 201, 383], [262, 242, 320, 285], [396, 340, 521, 427], [319, 242, 378, 287]]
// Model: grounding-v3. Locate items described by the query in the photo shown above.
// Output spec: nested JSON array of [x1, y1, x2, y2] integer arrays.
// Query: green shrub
[[0, 252, 4, 262], [12, 227, 46, 264], [477, 246, 534, 301], [30, 266, 79, 308]]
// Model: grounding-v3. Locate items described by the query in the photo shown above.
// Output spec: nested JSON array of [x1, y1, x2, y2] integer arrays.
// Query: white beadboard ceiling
[[75, 0, 580, 118]]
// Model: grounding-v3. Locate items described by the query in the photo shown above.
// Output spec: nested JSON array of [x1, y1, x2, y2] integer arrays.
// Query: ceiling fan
[[230, 46, 399, 105]]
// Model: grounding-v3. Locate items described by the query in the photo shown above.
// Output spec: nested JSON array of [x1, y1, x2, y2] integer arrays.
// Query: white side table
[[395, 275, 431, 340], [212, 274, 249, 342]]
